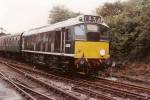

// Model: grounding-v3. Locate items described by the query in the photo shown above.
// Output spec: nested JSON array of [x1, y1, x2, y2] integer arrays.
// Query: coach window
[[74, 24, 86, 40]]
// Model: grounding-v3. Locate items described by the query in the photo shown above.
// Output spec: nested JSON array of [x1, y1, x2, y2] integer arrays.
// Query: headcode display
[[79, 15, 102, 24]]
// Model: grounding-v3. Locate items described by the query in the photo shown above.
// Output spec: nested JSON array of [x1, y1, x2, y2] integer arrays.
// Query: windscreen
[[74, 24, 111, 41], [87, 24, 98, 32], [74, 24, 86, 40]]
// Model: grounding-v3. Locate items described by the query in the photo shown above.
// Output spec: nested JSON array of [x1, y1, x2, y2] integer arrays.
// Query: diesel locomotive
[[0, 15, 112, 75]]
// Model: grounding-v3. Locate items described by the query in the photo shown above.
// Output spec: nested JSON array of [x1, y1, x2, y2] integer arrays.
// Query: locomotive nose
[[74, 41, 110, 59]]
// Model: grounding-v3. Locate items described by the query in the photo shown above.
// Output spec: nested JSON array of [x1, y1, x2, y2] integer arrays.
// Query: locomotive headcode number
[[84, 15, 102, 24]]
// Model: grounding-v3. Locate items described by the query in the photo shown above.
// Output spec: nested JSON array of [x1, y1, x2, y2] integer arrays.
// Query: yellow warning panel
[[74, 41, 110, 59]]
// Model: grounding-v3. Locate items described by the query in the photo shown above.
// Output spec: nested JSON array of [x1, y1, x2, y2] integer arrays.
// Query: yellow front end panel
[[75, 41, 110, 59]]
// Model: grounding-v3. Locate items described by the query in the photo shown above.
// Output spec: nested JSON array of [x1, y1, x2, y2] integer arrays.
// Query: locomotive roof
[[23, 15, 109, 36]]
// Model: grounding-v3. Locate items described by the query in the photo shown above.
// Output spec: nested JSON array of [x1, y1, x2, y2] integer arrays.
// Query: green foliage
[[96, 0, 150, 60], [0, 27, 7, 37], [49, 5, 80, 24], [96, 1, 125, 17]]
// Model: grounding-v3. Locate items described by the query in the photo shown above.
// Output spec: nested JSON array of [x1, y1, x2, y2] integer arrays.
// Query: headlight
[[100, 49, 105, 56]]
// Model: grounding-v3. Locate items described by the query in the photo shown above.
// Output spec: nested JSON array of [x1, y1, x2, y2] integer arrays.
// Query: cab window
[[74, 24, 86, 40], [87, 24, 98, 32]]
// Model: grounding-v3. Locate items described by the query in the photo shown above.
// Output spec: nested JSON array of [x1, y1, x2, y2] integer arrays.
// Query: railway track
[[112, 74, 150, 86], [1, 60, 149, 100], [12, 72, 82, 100], [0, 62, 86, 100], [75, 79, 150, 100], [0, 60, 117, 100], [95, 77, 150, 95], [0, 72, 35, 100]]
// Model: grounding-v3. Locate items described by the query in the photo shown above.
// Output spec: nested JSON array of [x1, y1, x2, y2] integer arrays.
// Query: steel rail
[[1, 60, 150, 100], [12, 80, 54, 100], [113, 74, 150, 85], [72, 86, 117, 100], [95, 77, 150, 94], [0, 72, 36, 100], [11, 63, 150, 100], [4, 63, 83, 100], [0, 60, 118, 100]]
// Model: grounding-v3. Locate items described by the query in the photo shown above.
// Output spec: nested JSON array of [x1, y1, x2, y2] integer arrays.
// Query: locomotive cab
[[74, 23, 111, 59], [72, 15, 112, 74]]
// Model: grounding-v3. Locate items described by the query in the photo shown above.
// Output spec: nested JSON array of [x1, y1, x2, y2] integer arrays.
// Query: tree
[[96, 1, 124, 17], [0, 27, 7, 37], [96, 0, 150, 60], [49, 5, 80, 24]]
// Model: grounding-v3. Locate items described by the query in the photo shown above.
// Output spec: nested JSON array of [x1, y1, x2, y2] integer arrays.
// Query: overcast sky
[[0, 0, 128, 34]]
